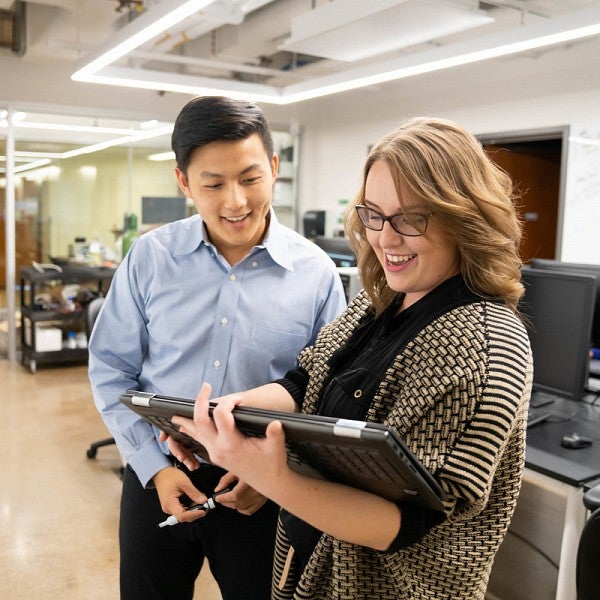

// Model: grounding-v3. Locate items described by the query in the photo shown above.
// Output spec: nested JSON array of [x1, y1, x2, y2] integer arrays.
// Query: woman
[[170, 117, 533, 599]]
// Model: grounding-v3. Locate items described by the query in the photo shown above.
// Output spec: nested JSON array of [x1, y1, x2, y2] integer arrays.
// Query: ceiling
[[1, 0, 600, 157]]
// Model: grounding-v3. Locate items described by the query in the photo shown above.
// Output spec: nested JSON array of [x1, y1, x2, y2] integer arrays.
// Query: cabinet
[[19, 265, 115, 373], [272, 128, 300, 231]]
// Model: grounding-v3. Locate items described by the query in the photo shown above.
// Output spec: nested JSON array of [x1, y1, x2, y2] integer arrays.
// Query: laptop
[[120, 390, 445, 512]]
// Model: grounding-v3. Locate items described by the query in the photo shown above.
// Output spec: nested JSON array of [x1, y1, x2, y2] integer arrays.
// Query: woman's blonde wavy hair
[[344, 117, 524, 316]]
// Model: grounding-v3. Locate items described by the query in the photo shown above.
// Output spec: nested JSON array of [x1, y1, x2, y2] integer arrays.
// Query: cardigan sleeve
[[272, 366, 309, 409], [384, 503, 446, 552], [404, 302, 533, 517]]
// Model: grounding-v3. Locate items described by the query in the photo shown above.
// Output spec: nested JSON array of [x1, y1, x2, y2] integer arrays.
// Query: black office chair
[[84, 296, 117, 459], [576, 482, 600, 599]]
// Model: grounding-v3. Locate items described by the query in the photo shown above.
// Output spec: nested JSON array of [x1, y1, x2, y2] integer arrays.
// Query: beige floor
[[0, 356, 567, 600], [0, 359, 221, 600]]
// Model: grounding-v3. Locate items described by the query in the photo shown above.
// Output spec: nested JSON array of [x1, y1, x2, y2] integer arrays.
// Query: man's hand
[[152, 466, 207, 524], [159, 431, 200, 471], [173, 382, 290, 511]]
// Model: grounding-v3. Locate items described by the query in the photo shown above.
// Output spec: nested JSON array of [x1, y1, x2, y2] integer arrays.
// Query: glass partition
[[1, 108, 299, 359]]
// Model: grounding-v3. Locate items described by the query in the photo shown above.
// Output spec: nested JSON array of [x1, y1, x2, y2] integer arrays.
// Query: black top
[[275, 275, 484, 568]]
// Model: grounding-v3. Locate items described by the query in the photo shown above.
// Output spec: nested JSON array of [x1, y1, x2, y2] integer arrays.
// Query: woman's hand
[[172, 382, 290, 503], [213, 474, 269, 515], [172, 382, 402, 550]]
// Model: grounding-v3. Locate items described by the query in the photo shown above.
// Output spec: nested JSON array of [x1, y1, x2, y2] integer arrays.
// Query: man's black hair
[[171, 96, 274, 174]]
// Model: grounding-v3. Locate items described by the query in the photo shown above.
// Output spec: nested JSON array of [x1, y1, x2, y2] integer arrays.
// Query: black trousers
[[119, 462, 279, 600]]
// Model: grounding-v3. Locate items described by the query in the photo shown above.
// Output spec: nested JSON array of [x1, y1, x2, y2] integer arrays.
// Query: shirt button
[[251, 261, 258, 267], [221, 317, 228, 326], [229, 274, 236, 282], [214, 360, 221, 368]]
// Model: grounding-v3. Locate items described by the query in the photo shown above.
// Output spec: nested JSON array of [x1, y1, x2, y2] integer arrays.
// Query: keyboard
[[587, 377, 600, 393], [529, 390, 558, 408], [527, 406, 552, 428]]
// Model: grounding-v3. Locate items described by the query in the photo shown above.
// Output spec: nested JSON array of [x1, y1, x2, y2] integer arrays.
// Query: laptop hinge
[[333, 419, 367, 438], [131, 391, 157, 407]]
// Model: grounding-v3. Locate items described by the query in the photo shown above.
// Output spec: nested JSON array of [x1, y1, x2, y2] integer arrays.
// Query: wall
[[290, 85, 600, 257], [40, 147, 177, 260], [2, 28, 600, 255]]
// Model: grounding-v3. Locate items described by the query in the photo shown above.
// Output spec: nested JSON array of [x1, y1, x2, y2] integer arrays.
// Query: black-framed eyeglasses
[[355, 204, 430, 237]]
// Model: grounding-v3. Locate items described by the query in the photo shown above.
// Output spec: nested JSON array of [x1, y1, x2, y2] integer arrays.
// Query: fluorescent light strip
[[80, 67, 282, 103], [72, 4, 600, 104], [16, 121, 139, 135], [72, 0, 217, 80], [282, 22, 600, 104], [2, 125, 173, 179], [14, 159, 52, 173], [13, 150, 64, 159], [148, 151, 175, 161], [59, 124, 173, 159], [1, 153, 61, 163]]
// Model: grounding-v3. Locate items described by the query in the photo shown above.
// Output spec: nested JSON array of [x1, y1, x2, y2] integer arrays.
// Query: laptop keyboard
[[148, 413, 406, 482], [287, 439, 407, 483], [147, 414, 210, 457], [529, 390, 557, 408], [527, 406, 552, 428]]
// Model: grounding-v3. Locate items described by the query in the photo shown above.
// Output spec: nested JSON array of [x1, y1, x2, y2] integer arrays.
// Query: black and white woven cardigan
[[272, 290, 533, 600]]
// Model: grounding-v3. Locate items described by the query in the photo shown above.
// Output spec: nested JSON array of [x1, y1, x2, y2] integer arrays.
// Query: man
[[88, 95, 346, 600]]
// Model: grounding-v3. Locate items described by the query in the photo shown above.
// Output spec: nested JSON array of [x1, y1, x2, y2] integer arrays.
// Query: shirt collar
[[255, 210, 295, 271], [176, 210, 295, 271]]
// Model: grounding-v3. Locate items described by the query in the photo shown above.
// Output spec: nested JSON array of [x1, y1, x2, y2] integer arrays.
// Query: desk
[[525, 396, 600, 600]]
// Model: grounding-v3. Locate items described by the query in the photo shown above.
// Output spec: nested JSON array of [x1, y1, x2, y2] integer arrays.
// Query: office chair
[[84, 296, 117, 459], [576, 482, 600, 600]]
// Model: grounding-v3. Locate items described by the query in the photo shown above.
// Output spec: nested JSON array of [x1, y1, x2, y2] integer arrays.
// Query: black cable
[[590, 393, 600, 406], [506, 528, 559, 570]]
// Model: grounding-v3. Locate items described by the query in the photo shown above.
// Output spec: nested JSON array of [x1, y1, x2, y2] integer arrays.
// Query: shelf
[[22, 307, 86, 322], [20, 347, 88, 374], [20, 265, 116, 284], [19, 265, 115, 373]]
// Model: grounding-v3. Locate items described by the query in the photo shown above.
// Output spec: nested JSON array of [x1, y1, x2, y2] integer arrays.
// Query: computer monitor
[[313, 236, 357, 267], [530, 258, 600, 348], [337, 266, 361, 303], [303, 210, 326, 238], [520, 266, 596, 401], [141, 196, 187, 226]]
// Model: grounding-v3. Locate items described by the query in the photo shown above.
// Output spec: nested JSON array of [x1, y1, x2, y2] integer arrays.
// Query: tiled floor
[[0, 359, 221, 599], [0, 357, 567, 600]]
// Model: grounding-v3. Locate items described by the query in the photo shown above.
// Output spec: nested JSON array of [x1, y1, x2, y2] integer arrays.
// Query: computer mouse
[[561, 433, 593, 449]]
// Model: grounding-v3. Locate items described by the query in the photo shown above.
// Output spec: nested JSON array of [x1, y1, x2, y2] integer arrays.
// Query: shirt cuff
[[127, 443, 173, 489], [384, 503, 446, 553]]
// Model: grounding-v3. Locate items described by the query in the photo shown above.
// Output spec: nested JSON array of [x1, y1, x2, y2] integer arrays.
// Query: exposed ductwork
[[3, 0, 600, 106], [278, 0, 493, 62]]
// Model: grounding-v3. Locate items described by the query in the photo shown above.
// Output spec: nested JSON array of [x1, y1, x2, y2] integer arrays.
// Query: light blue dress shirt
[[88, 211, 347, 487]]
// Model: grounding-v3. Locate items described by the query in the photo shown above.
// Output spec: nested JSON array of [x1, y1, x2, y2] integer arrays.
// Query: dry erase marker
[[158, 485, 234, 528]]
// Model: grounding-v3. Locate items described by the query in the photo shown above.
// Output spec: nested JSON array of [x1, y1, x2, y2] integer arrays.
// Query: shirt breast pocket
[[238, 323, 310, 388]]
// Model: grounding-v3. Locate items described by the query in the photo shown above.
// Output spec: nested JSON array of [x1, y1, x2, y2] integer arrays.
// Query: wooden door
[[484, 139, 561, 263]]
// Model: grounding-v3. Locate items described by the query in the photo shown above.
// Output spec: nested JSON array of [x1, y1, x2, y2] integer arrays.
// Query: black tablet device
[[120, 390, 445, 511]]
